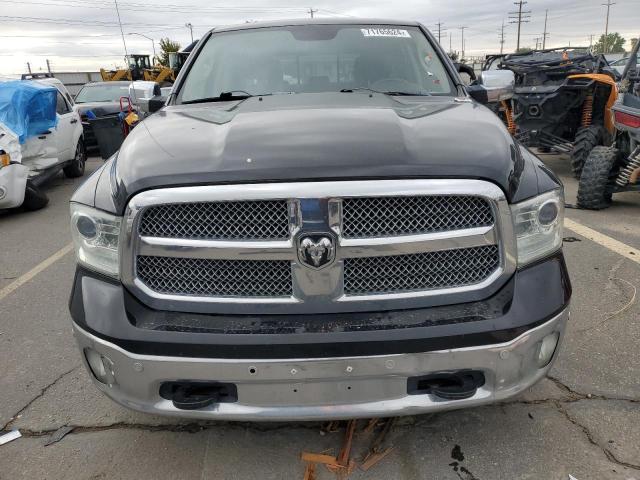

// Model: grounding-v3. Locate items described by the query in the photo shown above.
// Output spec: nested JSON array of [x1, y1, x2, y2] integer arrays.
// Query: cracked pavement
[[1, 157, 639, 479]]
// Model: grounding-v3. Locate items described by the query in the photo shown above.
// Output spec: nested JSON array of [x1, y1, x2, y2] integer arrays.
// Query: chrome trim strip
[[138, 237, 294, 261], [126, 180, 504, 204], [338, 226, 496, 258], [121, 180, 516, 315]]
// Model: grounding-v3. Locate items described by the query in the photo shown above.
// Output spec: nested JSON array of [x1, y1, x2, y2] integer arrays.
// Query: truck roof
[[211, 18, 423, 34]]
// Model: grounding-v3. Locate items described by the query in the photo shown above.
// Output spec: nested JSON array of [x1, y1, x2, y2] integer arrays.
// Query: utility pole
[[26, 62, 32, 74], [589, 34, 595, 49], [509, 1, 531, 52], [499, 20, 506, 55], [449, 32, 453, 53], [534, 37, 541, 50], [542, 9, 549, 49], [185, 22, 194, 43], [46, 59, 51, 74], [435, 21, 446, 43], [308, 7, 318, 18], [602, 0, 615, 54], [459, 26, 467, 61]]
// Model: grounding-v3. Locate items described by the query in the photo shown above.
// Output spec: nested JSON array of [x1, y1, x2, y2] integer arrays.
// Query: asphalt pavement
[[0, 156, 639, 480]]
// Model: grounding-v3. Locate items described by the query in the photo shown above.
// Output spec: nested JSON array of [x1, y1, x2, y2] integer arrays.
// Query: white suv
[[0, 74, 85, 210]]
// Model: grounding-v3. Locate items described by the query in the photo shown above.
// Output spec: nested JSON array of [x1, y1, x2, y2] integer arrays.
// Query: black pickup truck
[[69, 19, 570, 420]]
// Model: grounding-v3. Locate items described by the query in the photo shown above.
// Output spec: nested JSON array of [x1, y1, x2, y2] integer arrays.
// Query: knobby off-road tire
[[571, 125, 607, 179], [63, 139, 86, 178], [577, 146, 618, 210]]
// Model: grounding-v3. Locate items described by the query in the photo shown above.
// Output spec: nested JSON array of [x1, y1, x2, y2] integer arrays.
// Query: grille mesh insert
[[342, 196, 494, 238], [343, 245, 500, 296], [136, 256, 293, 297], [139, 200, 289, 240]]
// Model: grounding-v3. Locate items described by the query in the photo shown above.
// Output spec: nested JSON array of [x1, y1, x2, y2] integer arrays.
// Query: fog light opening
[[84, 348, 114, 384], [537, 332, 560, 368]]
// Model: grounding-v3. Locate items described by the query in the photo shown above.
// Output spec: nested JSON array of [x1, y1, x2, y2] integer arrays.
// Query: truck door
[[54, 91, 78, 161]]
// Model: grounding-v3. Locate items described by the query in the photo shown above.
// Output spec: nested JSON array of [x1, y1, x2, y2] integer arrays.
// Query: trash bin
[[89, 116, 124, 159]]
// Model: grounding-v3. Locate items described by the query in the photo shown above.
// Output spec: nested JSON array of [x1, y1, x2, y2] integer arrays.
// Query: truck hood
[[112, 93, 524, 211]]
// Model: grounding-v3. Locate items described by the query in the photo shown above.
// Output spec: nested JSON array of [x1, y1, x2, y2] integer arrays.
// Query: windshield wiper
[[340, 87, 431, 96], [182, 90, 272, 104]]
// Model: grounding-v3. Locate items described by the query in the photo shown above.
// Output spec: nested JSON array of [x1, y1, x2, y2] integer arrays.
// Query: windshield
[[75, 84, 130, 103], [180, 25, 454, 102]]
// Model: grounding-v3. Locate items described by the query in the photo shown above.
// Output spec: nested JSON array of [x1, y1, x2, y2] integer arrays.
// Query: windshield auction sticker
[[361, 28, 411, 38]]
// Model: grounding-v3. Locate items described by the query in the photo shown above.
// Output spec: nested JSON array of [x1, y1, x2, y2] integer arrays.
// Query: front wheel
[[63, 139, 86, 178], [577, 146, 619, 210]]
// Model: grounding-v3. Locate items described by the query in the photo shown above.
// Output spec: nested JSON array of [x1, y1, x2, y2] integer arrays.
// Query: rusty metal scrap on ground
[[300, 418, 398, 478]]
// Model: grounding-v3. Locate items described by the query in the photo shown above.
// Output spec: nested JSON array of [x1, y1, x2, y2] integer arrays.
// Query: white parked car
[[0, 74, 85, 210]]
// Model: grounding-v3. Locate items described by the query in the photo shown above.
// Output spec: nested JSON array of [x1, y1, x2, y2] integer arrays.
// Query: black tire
[[63, 139, 86, 178], [570, 125, 607, 178], [576, 146, 619, 210], [22, 181, 49, 211]]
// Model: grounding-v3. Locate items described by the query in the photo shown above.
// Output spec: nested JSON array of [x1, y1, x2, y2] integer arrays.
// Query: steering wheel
[[370, 78, 422, 93]]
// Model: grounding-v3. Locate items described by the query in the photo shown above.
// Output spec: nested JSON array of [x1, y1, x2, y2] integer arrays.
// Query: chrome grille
[[136, 256, 293, 297], [343, 245, 500, 296], [139, 200, 289, 240], [123, 180, 514, 314], [342, 196, 494, 238]]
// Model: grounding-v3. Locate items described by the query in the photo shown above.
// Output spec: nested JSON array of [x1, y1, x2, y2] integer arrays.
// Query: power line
[[602, 0, 616, 53], [0, 14, 186, 28], [509, 0, 531, 52], [0, 0, 311, 14]]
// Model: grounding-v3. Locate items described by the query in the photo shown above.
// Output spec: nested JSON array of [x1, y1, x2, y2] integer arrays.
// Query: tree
[[448, 51, 459, 61], [594, 32, 626, 54], [158, 38, 181, 66], [516, 47, 532, 54]]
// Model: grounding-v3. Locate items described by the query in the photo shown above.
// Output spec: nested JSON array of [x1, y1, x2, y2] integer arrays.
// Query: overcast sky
[[1, 0, 638, 74]]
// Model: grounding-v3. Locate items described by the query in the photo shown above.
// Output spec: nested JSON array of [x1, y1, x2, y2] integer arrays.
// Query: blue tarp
[[0, 80, 58, 143]]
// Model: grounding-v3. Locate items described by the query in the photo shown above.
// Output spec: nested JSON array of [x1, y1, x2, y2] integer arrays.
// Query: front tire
[[577, 146, 619, 210], [63, 139, 86, 178], [571, 125, 607, 178]]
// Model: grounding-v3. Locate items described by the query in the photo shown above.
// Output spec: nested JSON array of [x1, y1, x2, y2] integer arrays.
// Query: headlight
[[70, 203, 122, 277], [511, 189, 564, 265]]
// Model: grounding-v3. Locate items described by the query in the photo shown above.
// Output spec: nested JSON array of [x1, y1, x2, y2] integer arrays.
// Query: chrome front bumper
[[72, 308, 568, 421]]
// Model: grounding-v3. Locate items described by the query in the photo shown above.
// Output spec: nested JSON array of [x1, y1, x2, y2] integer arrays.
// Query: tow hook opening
[[159, 381, 238, 410], [407, 370, 485, 400]]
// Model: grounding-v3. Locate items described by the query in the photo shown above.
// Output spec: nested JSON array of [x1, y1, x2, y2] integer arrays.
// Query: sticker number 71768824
[[360, 28, 411, 38]]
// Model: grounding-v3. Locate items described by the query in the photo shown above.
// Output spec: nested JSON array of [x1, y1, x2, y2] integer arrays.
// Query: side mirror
[[468, 70, 515, 104], [148, 95, 167, 114], [455, 62, 476, 86]]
